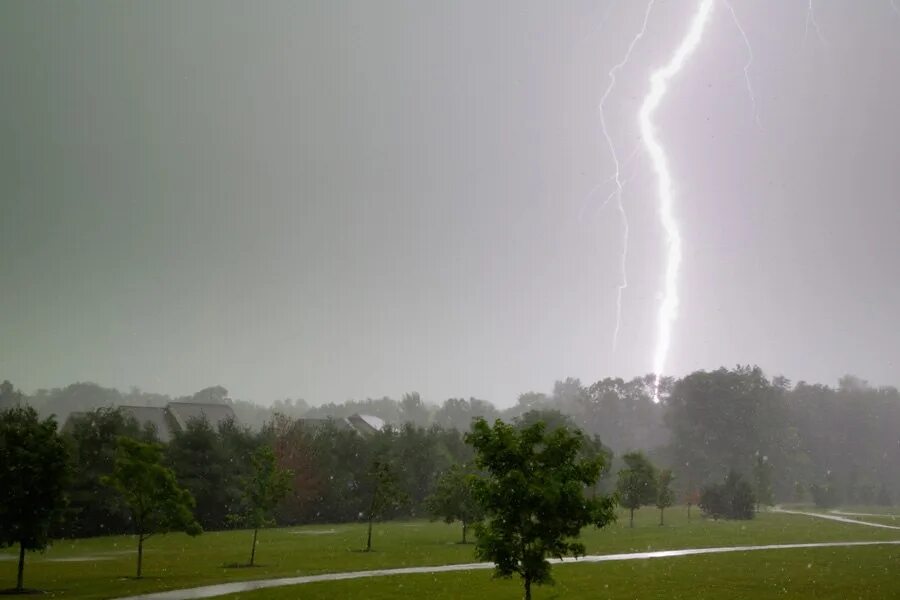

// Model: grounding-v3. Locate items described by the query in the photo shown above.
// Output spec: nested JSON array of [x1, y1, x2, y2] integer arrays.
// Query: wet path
[[115, 539, 900, 600], [774, 507, 900, 530]]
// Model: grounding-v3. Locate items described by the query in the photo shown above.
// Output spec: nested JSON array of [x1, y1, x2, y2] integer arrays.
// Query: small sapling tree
[[230, 445, 291, 566], [616, 451, 657, 527], [103, 437, 202, 578], [656, 469, 675, 526], [362, 459, 408, 552], [425, 463, 483, 543]]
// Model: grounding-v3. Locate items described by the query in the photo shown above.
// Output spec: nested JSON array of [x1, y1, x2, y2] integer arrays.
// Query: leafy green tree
[[793, 480, 807, 502], [699, 484, 726, 520], [655, 469, 675, 526], [466, 418, 616, 600], [686, 488, 700, 520], [752, 454, 774, 511], [399, 392, 430, 426], [668, 367, 786, 493], [230, 445, 291, 566], [514, 409, 576, 432], [167, 417, 236, 530], [426, 463, 483, 543], [103, 437, 202, 577], [60, 407, 145, 538], [391, 423, 447, 512], [0, 380, 23, 410], [362, 459, 408, 551], [700, 471, 755, 520], [0, 406, 70, 592], [616, 451, 657, 527], [433, 398, 498, 432]]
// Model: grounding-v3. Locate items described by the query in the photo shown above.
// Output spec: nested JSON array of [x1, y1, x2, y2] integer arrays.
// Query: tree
[[103, 437, 202, 577], [362, 459, 407, 551], [399, 392, 430, 426], [752, 454, 774, 511], [616, 452, 657, 527], [167, 417, 236, 530], [667, 367, 786, 494], [700, 471, 755, 520], [230, 445, 291, 566], [656, 470, 675, 526], [699, 484, 726, 520], [433, 397, 498, 432], [0, 380, 23, 410], [466, 418, 616, 600], [60, 407, 145, 538], [0, 406, 70, 592], [686, 489, 700, 520], [426, 463, 483, 543]]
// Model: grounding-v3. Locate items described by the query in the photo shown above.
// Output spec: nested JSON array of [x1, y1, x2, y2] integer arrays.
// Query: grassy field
[[235, 545, 900, 599], [1, 507, 897, 599]]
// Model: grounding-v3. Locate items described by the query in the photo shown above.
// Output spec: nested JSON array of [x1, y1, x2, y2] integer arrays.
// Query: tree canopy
[[103, 437, 202, 577], [0, 406, 70, 592], [466, 418, 616, 600], [616, 451, 657, 527]]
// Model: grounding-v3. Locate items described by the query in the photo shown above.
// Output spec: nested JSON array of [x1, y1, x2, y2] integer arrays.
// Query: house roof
[[120, 405, 174, 442], [166, 402, 236, 431], [346, 413, 385, 435]]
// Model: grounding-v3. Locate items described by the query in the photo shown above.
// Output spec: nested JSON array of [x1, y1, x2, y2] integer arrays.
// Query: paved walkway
[[830, 509, 899, 519], [773, 507, 900, 530], [116, 538, 900, 600]]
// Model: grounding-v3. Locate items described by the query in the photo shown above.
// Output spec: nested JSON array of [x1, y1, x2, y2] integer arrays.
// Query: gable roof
[[166, 402, 236, 431], [346, 413, 385, 435]]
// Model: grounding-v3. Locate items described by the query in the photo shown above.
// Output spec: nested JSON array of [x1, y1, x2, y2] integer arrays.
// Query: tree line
[[3, 365, 898, 509]]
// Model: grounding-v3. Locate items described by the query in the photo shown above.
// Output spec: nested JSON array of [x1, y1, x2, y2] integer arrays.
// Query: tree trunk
[[366, 515, 374, 552], [137, 533, 144, 579], [660, 507, 664, 526], [250, 528, 259, 566], [629, 508, 635, 528], [462, 521, 467, 544], [16, 542, 25, 591], [524, 575, 532, 600]]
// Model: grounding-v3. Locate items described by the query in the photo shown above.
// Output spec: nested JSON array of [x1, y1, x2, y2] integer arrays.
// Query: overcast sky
[[2, 1, 899, 407]]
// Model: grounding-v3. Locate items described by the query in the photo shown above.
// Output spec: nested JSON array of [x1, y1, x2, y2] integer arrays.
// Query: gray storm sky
[[2, 1, 899, 407]]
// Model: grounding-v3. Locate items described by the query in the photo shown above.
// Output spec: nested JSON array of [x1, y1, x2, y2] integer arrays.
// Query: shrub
[[699, 471, 755, 520]]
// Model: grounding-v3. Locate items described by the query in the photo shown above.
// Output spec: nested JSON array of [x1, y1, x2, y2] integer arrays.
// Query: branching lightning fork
[[598, 0, 656, 352]]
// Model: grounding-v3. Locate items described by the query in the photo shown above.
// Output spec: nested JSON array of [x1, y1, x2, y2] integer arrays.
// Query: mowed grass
[[0, 507, 897, 599], [236, 545, 900, 599]]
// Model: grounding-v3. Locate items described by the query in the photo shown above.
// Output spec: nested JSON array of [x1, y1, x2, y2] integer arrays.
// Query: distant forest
[[2, 365, 898, 510]]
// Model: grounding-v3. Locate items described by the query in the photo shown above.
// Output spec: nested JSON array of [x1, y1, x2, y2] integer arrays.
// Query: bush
[[809, 483, 838, 509], [699, 471, 755, 520]]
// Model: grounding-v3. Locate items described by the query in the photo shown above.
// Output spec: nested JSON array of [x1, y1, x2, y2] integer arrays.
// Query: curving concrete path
[[115, 538, 900, 600], [830, 509, 899, 519], [773, 507, 900, 530]]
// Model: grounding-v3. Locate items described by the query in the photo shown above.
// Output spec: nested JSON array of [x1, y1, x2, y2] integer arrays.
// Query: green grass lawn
[[1, 507, 897, 599], [235, 545, 900, 599]]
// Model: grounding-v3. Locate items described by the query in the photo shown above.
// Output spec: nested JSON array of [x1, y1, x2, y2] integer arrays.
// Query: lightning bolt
[[805, 0, 826, 45], [723, 0, 761, 126], [598, 0, 656, 352], [639, 0, 716, 402]]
